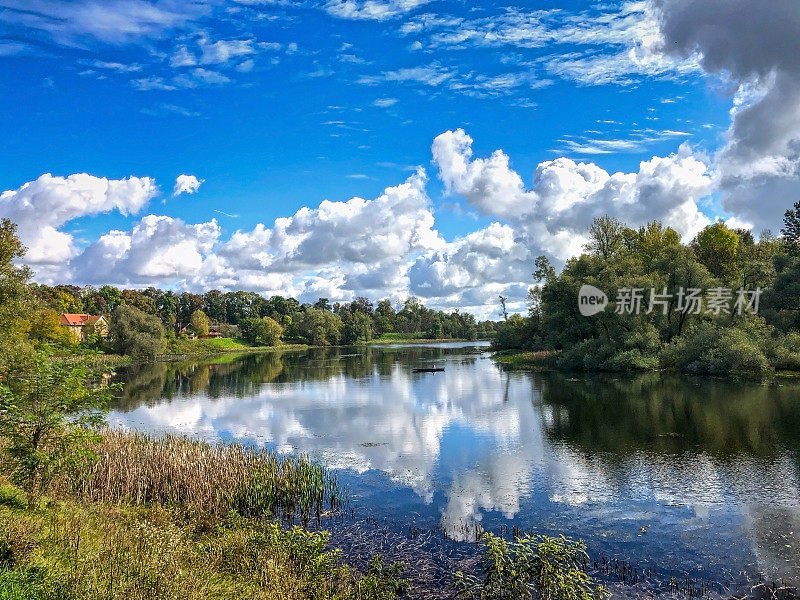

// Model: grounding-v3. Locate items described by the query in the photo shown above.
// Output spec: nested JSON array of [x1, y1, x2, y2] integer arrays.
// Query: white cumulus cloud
[[173, 174, 204, 196], [0, 173, 157, 270]]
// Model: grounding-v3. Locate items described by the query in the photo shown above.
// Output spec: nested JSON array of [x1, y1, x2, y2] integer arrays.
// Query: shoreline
[[492, 348, 800, 380]]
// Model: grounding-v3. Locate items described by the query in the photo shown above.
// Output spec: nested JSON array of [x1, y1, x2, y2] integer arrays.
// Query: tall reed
[[55, 430, 341, 525]]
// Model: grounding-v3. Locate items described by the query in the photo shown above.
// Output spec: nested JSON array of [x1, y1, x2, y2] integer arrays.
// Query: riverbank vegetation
[[493, 201, 800, 379], [0, 431, 409, 600], [24, 259, 495, 359]]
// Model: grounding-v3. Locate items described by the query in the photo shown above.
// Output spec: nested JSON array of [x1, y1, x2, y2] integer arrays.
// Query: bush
[[766, 332, 800, 371], [660, 322, 772, 379], [492, 314, 538, 351], [108, 305, 166, 359], [555, 323, 660, 373]]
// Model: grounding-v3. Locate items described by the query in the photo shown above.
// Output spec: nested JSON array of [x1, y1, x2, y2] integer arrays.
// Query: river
[[108, 342, 800, 597]]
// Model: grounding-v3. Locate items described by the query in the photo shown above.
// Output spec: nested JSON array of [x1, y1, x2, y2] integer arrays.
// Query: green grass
[[494, 350, 559, 369], [0, 428, 407, 600], [0, 495, 407, 600], [368, 333, 472, 345], [165, 337, 307, 356]]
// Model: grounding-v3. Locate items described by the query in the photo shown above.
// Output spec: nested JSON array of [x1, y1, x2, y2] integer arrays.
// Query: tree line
[[493, 200, 800, 378], [0, 220, 494, 359]]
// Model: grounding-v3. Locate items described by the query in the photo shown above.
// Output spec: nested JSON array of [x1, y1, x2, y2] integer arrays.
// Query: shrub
[[455, 533, 607, 600], [766, 332, 800, 371], [660, 322, 772, 379], [492, 315, 538, 351]]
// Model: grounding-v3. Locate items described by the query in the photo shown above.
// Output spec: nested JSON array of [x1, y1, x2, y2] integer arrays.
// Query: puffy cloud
[[432, 129, 534, 220], [432, 129, 712, 252], [0, 173, 157, 266], [409, 129, 714, 312], [12, 169, 448, 307], [219, 168, 441, 274], [4, 131, 719, 316], [72, 215, 220, 285], [656, 0, 800, 231], [173, 174, 204, 196], [409, 223, 531, 307]]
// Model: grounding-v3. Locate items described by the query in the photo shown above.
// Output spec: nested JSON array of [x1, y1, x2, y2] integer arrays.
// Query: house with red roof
[[59, 314, 109, 342]]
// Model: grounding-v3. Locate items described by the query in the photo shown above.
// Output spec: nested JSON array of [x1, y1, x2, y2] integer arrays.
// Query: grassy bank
[[368, 333, 477, 345], [0, 431, 407, 600], [0, 429, 609, 600], [164, 337, 307, 356], [493, 350, 560, 370], [0, 488, 407, 600]]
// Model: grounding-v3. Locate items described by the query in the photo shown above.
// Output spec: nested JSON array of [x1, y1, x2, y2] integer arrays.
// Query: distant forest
[[30, 283, 497, 345]]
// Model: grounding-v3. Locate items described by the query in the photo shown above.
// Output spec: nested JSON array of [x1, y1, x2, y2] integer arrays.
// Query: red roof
[[59, 314, 103, 326]]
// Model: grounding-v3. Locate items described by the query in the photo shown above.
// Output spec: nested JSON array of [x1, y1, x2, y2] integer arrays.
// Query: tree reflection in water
[[109, 345, 800, 589]]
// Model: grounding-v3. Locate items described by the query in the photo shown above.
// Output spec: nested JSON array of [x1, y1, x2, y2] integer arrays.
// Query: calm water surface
[[110, 343, 800, 596]]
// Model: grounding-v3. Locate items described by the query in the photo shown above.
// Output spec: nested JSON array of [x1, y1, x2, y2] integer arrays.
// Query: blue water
[[109, 343, 800, 596]]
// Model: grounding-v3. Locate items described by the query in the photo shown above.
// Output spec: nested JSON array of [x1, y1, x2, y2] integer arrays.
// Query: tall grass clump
[[0, 497, 408, 600], [55, 431, 341, 525]]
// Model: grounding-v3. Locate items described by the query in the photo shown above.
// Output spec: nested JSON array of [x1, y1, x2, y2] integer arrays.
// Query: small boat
[[413, 366, 445, 373]]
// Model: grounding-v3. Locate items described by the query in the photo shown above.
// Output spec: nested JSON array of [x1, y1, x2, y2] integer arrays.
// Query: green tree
[[296, 308, 342, 346], [0, 351, 113, 508], [0, 218, 35, 378], [120, 288, 156, 315], [374, 299, 396, 335], [97, 284, 122, 313], [533, 255, 556, 282], [691, 222, 740, 282], [427, 316, 444, 339], [203, 289, 227, 323], [240, 316, 283, 346], [622, 221, 681, 271], [190, 309, 210, 337], [109, 305, 166, 359], [27, 308, 72, 345], [782, 199, 800, 252], [585, 215, 625, 259], [313, 297, 332, 312]]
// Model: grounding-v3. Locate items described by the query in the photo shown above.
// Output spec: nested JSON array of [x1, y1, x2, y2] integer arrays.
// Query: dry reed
[[54, 430, 341, 525]]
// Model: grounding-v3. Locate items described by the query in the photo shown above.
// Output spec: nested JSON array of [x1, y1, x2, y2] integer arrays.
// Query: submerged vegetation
[[455, 533, 607, 600], [493, 202, 800, 379]]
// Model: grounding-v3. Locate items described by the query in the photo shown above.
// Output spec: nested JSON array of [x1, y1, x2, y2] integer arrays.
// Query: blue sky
[[1, 0, 798, 315]]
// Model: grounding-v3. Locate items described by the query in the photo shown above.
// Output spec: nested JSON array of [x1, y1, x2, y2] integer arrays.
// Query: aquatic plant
[[454, 533, 608, 600]]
